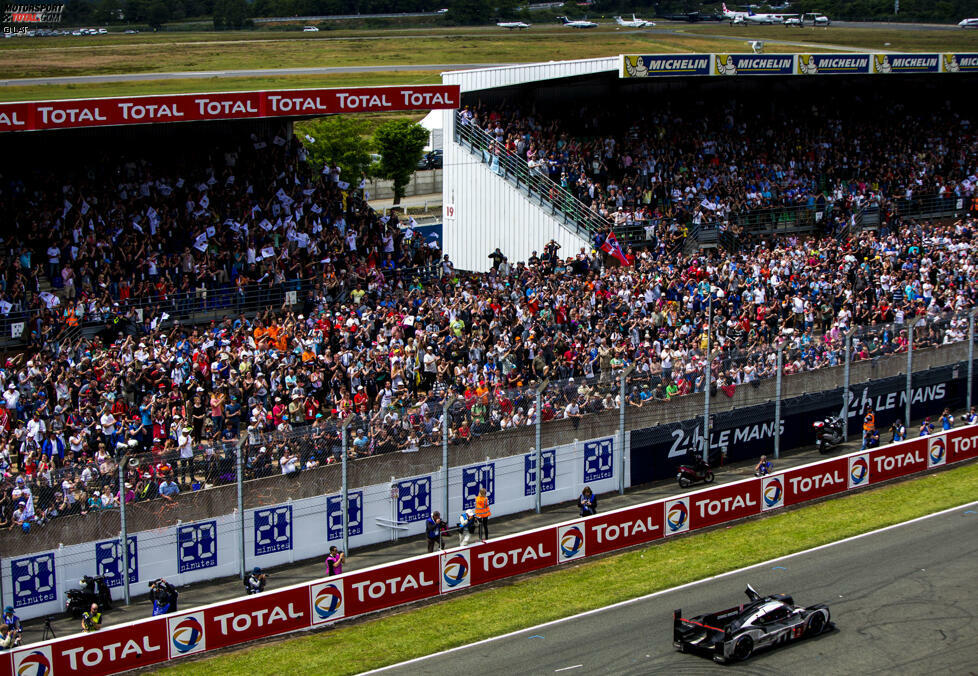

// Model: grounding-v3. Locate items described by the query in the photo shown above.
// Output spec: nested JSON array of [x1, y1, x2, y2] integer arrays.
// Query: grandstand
[[3, 54, 978, 636]]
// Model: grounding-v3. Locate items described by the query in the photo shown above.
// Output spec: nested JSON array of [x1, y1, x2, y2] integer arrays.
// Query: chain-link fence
[[3, 308, 977, 585]]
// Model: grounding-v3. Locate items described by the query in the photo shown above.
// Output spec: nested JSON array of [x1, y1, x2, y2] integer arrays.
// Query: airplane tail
[[722, 2, 729, 12], [558, 16, 569, 24]]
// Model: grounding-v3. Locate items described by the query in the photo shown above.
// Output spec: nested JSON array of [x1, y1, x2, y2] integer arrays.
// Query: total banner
[[0, 85, 462, 133], [4, 424, 976, 676]]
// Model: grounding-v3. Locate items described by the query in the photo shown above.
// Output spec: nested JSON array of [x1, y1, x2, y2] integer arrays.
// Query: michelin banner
[[622, 54, 711, 77], [798, 54, 871, 75], [621, 52, 975, 77]]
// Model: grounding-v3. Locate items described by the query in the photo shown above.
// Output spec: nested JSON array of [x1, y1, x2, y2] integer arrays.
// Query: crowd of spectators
[[2, 90, 978, 535]]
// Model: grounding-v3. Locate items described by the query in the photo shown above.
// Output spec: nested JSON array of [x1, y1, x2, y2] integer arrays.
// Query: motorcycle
[[814, 415, 845, 453], [65, 575, 112, 617], [677, 460, 715, 488]]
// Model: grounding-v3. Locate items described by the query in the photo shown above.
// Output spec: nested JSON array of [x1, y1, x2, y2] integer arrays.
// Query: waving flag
[[600, 231, 631, 266]]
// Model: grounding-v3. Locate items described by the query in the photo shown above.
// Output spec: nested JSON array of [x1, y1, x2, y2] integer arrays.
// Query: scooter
[[814, 415, 845, 453], [677, 460, 715, 488], [65, 575, 112, 617]]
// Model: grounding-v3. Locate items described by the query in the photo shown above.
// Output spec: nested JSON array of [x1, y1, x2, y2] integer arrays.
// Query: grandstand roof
[[442, 56, 618, 93]]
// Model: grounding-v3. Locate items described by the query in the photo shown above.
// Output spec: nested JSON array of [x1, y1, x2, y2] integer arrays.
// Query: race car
[[673, 585, 832, 663]]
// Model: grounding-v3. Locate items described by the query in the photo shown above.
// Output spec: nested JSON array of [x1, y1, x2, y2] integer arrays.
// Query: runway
[[377, 504, 978, 675]]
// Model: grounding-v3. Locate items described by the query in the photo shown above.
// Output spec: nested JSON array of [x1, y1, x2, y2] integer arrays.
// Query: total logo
[[761, 475, 784, 511], [664, 498, 689, 535], [440, 550, 471, 592], [928, 437, 946, 468], [848, 454, 870, 488], [310, 579, 345, 624], [557, 523, 586, 562], [168, 612, 206, 658], [14, 646, 52, 676]]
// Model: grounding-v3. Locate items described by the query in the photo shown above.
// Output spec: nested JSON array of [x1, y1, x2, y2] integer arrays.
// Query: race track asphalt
[[378, 504, 978, 675]]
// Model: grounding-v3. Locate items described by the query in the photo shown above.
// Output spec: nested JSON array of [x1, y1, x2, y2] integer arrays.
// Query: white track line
[[554, 665, 583, 672], [361, 499, 978, 674]]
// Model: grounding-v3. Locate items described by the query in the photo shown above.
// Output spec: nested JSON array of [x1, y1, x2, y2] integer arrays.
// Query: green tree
[[145, 0, 170, 28], [297, 116, 375, 185], [372, 120, 429, 206], [213, 0, 249, 29]]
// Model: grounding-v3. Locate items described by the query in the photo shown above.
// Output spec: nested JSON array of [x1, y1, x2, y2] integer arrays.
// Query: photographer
[[0, 607, 21, 645], [754, 455, 773, 477], [457, 509, 476, 547], [245, 567, 267, 595], [326, 546, 345, 576], [578, 486, 597, 517], [0, 623, 19, 650], [81, 603, 102, 633], [149, 578, 179, 616], [425, 511, 446, 553]]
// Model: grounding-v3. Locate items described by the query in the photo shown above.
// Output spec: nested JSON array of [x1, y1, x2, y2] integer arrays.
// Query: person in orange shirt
[[474, 487, 491, 541]]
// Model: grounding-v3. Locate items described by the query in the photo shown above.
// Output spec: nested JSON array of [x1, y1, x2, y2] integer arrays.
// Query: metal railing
[[454, 113, 611, 241]]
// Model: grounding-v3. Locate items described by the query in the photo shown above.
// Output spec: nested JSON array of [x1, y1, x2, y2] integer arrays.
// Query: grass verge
[[158, 460, 978, 675]]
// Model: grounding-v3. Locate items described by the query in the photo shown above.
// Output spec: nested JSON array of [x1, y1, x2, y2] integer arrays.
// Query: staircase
[[454, 114, 611, 242]]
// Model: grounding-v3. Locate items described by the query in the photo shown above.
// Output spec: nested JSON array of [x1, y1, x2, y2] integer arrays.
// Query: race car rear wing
[[673, 609, 730, 644]]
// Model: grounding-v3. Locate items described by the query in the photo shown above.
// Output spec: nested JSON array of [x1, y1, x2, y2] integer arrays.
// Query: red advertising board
[[469, 528, 557, 585], [689, 480, 761, 529], [946, 426, 978, 463], [585, 501, 664, 555], [868, 438, 927, 483], [343, 556, 441, 616], [783, 457, 849, 506], [0, 85, 461, 133], [204, 585, 310, 650], [8, 617, 168, 676]]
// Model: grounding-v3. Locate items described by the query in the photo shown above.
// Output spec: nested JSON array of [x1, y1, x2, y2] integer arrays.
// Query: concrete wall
[[366, 169, 441, 201]]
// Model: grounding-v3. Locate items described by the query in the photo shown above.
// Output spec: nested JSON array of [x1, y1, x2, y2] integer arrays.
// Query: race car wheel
[[704, 471, 715, 484], [806, 611, 825, 636], [733, 635, 754, 661]]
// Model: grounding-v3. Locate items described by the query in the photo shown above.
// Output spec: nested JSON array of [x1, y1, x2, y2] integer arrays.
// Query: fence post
[[341, 416, 353, 556], [842, 329, 855, 440], [119, 457, 130, 606], [619, 364, 635, 494], [703, 289, 714, 462], [534, 380, 549, 514], [906, 316, 921, 427], [774, 344, 785, 460], [236, 440, 245, 581], [969, 310, 977, 413], [442, 397, 453, 517]]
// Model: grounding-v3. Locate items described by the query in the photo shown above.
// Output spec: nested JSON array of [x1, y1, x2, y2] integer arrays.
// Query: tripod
[[42, 617, 56, 641]]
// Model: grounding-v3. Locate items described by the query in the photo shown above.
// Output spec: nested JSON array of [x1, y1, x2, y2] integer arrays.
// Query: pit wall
[[4, 424, 977, 676]]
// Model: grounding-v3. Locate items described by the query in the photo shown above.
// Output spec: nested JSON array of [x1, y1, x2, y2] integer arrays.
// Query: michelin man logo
[[799, 55, 818, 75], [944, 55, 959, 73], [715, 55, 737, 75], [624, 56, 648, 77], [875, 55, 892, 73]]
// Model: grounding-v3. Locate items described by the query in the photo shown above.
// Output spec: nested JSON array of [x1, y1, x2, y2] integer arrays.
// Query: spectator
[[579, 486, 597, 517], [158, 477, 180, 501]]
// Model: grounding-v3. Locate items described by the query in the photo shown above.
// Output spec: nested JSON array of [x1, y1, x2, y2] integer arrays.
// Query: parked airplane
[[497, 21, 531, 29], [722, 3, 792, 24], [558, 15, 599, 28], [615, 14, 655, 28], [786, 12, 830, 26], [960, 18, 978, 28]]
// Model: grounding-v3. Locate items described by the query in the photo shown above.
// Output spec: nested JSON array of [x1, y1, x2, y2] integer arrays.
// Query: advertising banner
[[0, 85, 462, 133], [204, 585, 309, 650], [689, 481, 761, 529], [947, 425, 978, 463], [798, 54, 872, 75], [469, 529, 557, 584], [584, 501, 664, 555], [943, 53, 978, 73], [714, 54, 795, 75], [343, 557, 440, 616], [868, 439, 927, 482], [9, 617, 168, 675], [310, 578, 346, 625], [621, 54, 711, 77], [873, 54, 941, 74], [783, 457, 849, 505]]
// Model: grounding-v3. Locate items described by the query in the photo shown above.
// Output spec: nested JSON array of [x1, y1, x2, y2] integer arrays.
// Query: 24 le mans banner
[[0, 85, 461, 133]]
